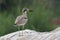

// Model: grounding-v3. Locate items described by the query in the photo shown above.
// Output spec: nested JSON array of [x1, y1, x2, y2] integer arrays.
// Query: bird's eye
[[23, 9, 27, 12]]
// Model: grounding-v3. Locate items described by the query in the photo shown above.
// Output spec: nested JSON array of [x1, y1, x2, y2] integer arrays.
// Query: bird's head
[[22, 8, 33, 13]]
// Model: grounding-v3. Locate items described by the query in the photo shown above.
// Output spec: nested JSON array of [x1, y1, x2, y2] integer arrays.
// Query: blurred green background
[[0, 0, 60, 36]]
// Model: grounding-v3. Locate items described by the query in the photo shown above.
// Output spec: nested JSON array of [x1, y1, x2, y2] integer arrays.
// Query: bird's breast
[[17, 18, 28, 25]]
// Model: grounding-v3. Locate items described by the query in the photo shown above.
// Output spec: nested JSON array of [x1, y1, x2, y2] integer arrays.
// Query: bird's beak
[[27, 8, 33, 12], [29, 9, 33, 12]]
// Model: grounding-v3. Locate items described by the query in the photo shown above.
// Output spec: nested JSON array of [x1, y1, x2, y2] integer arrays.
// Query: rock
[[0, 27, 60, 40]]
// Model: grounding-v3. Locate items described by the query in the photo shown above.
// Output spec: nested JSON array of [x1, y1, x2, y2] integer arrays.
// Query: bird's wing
[[15, 15, 23, 24]]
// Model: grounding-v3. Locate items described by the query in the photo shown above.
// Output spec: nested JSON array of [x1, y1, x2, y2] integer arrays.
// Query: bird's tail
[[13, 24, 17, 27]]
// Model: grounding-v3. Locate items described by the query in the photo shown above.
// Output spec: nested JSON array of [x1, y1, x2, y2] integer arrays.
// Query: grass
[[0, 0, 60, 36]]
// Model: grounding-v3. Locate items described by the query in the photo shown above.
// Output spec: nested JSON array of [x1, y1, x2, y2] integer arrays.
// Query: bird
[[14, 7, 32, 36]]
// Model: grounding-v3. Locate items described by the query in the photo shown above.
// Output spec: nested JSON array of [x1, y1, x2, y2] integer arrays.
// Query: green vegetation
[[0, 0, 60, 36]]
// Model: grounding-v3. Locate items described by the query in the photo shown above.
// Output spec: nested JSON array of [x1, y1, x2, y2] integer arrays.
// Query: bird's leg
[[22, 25, 24, 36], [18, 26, 20, 37]]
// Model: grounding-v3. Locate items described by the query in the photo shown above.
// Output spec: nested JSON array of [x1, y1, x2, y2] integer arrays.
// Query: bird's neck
[[22, 11, 28, 17]]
